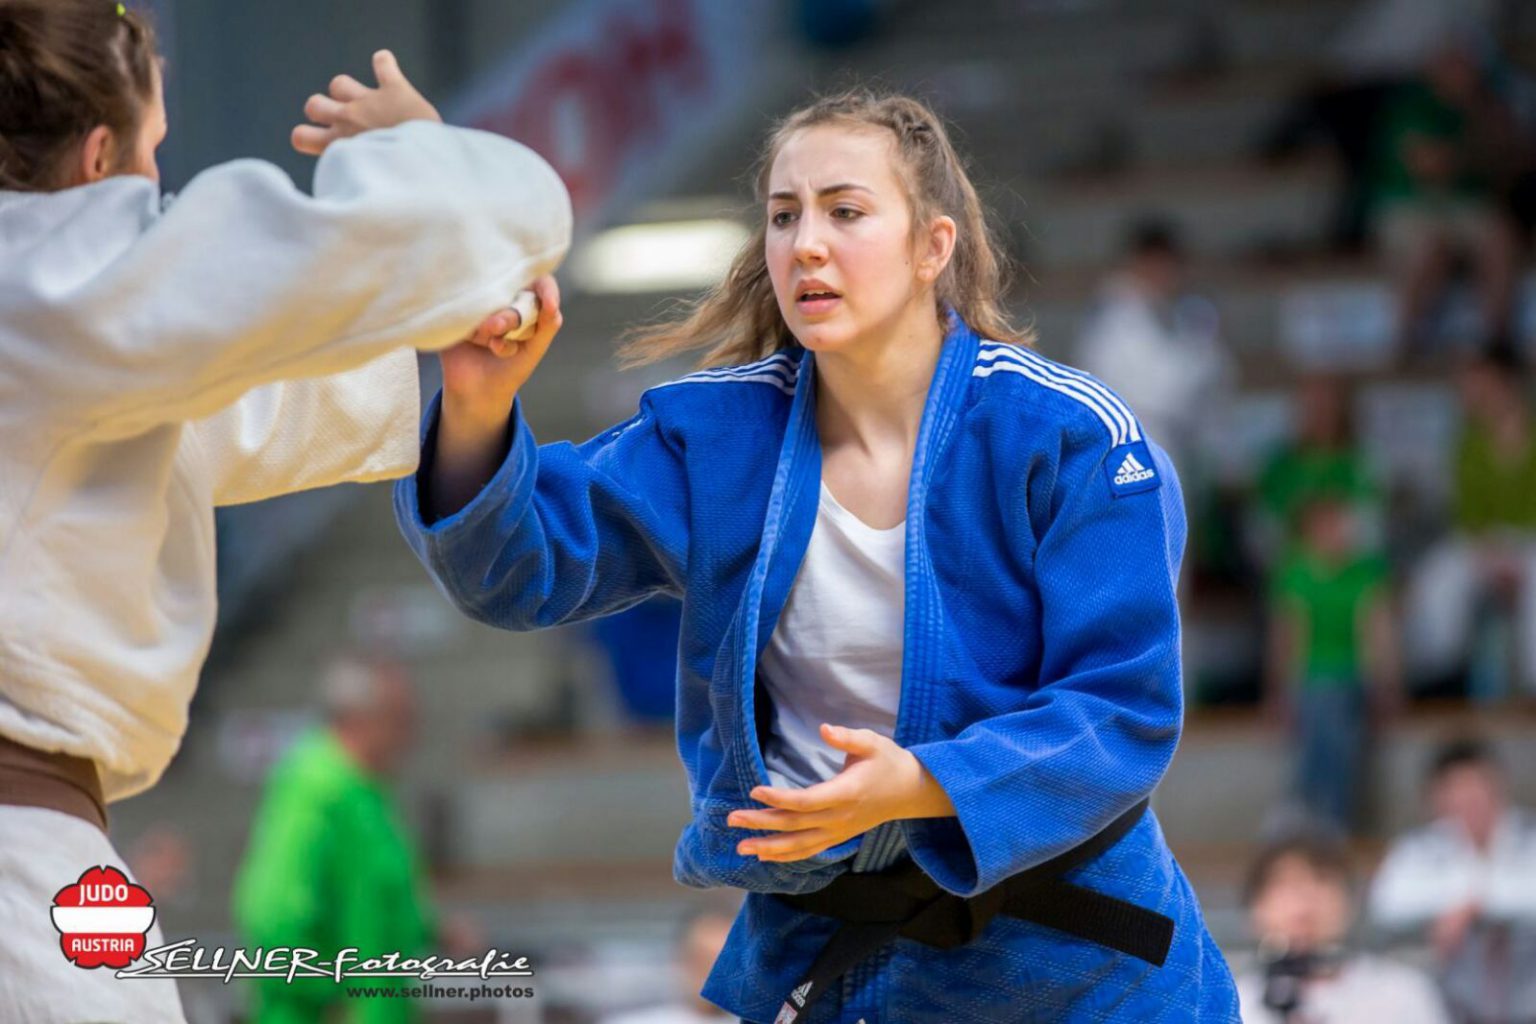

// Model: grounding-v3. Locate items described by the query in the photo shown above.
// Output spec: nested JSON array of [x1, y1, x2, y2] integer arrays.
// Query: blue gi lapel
[[858, 316, 979, 870], [895, 315, 979, 748], [731, 347, 819, 794]]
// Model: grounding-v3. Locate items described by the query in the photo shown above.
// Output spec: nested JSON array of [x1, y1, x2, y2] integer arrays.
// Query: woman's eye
[[832, 206, 862, 220], [770, 210, 796, 227]]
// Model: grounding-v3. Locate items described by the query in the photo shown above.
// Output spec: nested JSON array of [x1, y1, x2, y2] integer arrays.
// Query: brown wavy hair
[[620, 88, 1031, 369], [0, 0, 160, 191]]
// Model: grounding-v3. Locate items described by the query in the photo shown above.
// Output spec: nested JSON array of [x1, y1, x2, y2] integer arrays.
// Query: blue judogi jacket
[[395, 318, 1241, 1023]]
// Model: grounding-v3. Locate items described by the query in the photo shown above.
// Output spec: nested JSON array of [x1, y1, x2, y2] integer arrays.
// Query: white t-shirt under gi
[[760, 481, 905, 790]]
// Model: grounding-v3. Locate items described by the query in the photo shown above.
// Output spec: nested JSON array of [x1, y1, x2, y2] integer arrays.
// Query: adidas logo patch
[[791, 981, 813, 1007], [1113, 452, 1155, 486], [1105, 442, 1161, 497]]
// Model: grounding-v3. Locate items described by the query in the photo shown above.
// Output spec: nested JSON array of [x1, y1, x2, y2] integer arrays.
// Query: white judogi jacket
[[0, 121, 571, 801]]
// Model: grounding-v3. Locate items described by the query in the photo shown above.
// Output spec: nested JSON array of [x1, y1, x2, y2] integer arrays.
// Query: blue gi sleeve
[[394, 390, 688, 629], [901, 436, 1185, 897]]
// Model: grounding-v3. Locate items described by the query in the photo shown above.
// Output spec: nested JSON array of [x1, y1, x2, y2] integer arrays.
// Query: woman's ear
[[916, 214, 957, 284], [73, 125, 118, 186]]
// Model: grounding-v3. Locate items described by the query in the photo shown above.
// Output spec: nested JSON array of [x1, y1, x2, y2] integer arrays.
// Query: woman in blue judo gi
[[397, 89, 1241, 1023]]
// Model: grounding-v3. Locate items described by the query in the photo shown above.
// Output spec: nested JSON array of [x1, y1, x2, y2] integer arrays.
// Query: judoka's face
[[764, 125, 952, 355]]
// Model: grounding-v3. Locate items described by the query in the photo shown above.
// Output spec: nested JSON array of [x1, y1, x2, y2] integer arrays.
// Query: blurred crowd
[[1065, 5, 1536, 1019], [1073, 0, 1536, 843], [1233, 740, 1536, 1024]]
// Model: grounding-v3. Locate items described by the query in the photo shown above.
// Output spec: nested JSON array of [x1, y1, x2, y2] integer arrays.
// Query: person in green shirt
[[1267, 495, 1402, 832], [1255, 374, 1381, 560], [1366, 41, 1519, 355], [233, 660, 435, 1024], [1454, 354, 1536, 534], [1406, 351, 1536, 700]]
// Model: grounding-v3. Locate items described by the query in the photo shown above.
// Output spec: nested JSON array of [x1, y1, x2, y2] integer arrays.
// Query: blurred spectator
[[1405, 350, 1536, 699], [1265, 494, 1400, 833], [1262, 0, 1499, 251], [1367, 40, 1521, 356], [124, 823, 196, 910], [1369, 740, 1536, 1024], [233, 659, 435, 1024], [1236, 832, 1450, 1023], [1076, 219, 1233, 481], [599, 907, 737, 1024], [1253, 375, 1382, 565]]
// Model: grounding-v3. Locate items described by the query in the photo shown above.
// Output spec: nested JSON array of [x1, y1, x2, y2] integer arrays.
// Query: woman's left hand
[[727, 724, 955, 862]]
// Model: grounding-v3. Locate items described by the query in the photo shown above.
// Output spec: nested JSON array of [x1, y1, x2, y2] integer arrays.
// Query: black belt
[[771, 799, 1172, 1022]]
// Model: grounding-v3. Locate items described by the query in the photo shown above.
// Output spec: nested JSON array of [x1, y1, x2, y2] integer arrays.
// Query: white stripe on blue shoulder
[[690, 352, 797, 382], [650, 352, 799, 396], [974, 342, 1141, 445], [978, 345, 1138, 444]]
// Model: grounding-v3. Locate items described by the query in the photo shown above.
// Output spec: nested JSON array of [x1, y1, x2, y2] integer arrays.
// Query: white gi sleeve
[[29, 120, 570, 441], [190, 348, 422, 506]]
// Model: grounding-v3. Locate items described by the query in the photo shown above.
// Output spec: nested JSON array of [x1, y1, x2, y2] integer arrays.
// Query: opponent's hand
[[441, 275, 562, 428], [292, 49, 441, 157], [726, 724, 955, 863]]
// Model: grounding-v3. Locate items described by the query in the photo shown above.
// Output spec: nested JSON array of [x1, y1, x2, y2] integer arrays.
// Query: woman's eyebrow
[[767, 183, 874, 201]]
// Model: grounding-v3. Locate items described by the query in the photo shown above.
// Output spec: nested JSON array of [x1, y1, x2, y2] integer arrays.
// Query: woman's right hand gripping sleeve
[[394, 392, 689, 630]]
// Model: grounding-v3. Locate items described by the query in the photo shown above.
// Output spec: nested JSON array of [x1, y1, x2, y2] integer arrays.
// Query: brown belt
[[0, 732, 108, 831]]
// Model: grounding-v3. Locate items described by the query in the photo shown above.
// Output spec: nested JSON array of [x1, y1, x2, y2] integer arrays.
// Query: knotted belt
[[770, 799, 1172, 1023]]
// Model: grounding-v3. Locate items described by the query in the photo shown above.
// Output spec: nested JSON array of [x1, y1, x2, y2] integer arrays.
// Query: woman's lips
[[796, 294, 841, 316]]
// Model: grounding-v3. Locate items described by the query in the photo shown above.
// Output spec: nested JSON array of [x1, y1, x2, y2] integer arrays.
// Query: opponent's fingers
[[726, 807, 834, 833], [291, 123, 337, 156], [303, 93, 347, 127], [372, 49, 404, 86], [328, 73, 370, 102]]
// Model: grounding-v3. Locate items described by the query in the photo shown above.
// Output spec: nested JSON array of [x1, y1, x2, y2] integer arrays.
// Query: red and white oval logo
[[51, 866, 156, 969]]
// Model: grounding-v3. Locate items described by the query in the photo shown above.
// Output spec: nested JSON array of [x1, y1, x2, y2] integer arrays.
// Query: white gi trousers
[[0, 806, 186, 1024]]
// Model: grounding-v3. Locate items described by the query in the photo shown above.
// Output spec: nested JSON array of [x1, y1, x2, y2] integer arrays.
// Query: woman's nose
[[793, 220, 828, 264]]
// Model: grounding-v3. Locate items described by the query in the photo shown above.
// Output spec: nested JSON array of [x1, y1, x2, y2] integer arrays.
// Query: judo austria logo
[[52, 866, 156, 969]]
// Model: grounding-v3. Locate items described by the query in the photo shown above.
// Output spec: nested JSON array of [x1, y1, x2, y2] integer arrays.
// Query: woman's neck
[[813, 301, 945, 455]]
